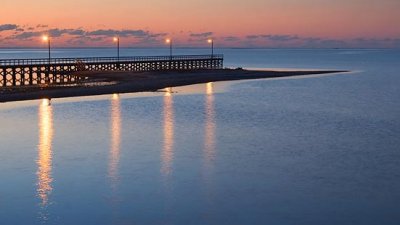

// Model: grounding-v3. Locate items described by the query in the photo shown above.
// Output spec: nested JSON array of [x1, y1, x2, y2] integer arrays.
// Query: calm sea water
[[0, 48, 399, 225]]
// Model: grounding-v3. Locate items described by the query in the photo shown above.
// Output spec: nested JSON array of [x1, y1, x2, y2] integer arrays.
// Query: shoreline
[[0, 69, 347, 103]]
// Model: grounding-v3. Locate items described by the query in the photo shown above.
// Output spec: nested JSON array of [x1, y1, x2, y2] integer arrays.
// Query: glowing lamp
[[42, 35, 49, 42]]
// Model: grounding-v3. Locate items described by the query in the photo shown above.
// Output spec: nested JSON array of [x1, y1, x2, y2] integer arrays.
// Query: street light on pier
[[113, 37, 120, 69], [113, 37, 120, 61], [42, 35, 51, 80], [42, 35, 51, 64], [208, 39, 214, 58], [165, 38, 172, 60]]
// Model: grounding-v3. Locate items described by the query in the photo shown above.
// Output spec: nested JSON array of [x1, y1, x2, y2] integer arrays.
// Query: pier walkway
[[0, 54, 223, 87]]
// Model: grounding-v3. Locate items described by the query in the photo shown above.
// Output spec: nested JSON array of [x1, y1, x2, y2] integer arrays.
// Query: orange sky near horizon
[[1, 0, 399, 47]]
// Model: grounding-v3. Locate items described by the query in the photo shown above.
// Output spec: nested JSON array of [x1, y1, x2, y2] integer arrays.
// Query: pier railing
[[0, 54, 224, 87], [0, 54, 223, 66]]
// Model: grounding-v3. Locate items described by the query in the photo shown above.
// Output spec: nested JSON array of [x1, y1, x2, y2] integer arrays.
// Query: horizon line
[[1, 47, 399, 50]]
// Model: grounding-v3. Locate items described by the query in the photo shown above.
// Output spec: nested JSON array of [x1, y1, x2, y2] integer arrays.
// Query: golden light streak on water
[[165, 87, 173, 97], [41, 98, 51, 106], [37, 99, 53, 207], [112, 93, 119, 100], [204, 83, 216, 164], [206, 82, 213, 96], [108, 94, 121, 190], [161, 89, 174, 176]]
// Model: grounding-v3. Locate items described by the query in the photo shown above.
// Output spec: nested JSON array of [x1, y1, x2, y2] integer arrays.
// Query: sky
[[0, 0, 399, 48]]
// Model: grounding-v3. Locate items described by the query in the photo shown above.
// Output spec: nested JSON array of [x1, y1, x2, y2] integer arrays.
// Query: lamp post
[[42, 35, 51, 81], [166, 38, 172, 60], [113, 37, 120, 61], [208, 39, 214, 58], [42, 35, 51, 64], [113, 37, 120, 69]]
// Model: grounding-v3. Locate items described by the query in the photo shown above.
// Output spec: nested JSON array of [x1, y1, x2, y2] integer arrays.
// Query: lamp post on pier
[[165, 38, 173, 69], [165, 38, 172, 60], [113, 37, 120, 69], [208, 39, 214, 58], [113, 37, 120, 60], [42, 35, 51, 64], [42, 35, 51, 81]]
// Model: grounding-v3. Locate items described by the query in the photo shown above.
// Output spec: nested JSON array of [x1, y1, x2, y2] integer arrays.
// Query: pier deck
[[0, 54, 223, 87]]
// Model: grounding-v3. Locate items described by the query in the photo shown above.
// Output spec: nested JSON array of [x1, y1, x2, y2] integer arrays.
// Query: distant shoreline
[[0, 69, 347, 103]]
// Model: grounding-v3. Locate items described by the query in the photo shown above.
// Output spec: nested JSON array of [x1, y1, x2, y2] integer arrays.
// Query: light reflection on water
[[161, 88, 174, 177], [202, 83, 217, 215], [204, 82, 216, 167], [108, 94, 121, 192], [36, 99, 53, 221]]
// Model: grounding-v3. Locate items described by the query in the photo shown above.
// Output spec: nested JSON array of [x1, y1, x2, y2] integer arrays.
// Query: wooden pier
[[0, 54, 223, 87]]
